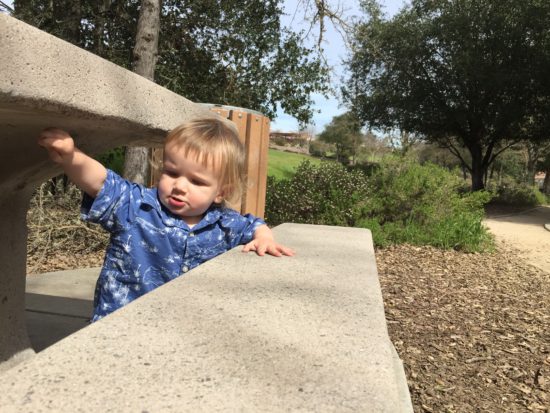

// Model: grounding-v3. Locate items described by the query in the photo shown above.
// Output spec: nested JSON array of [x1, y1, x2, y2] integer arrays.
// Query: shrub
[[356, 158, 493, 251], [265, 161, 369, 226], [265, 157, 493, 252], [96, 147, 125, 176], [27, 182, 109, 273], [308, 140, 336, 158], [488, 179, 547, 206]]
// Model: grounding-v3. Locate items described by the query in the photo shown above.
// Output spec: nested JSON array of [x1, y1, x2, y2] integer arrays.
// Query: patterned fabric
[[81, 170, 265, 321]]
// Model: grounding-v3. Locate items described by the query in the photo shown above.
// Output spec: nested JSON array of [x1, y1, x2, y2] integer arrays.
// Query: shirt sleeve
[[221, 209, 266, 247], [80, 169, 144, 233]]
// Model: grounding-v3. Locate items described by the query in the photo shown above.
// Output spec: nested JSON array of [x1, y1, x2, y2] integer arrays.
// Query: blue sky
[[273, 0, 406, 133]]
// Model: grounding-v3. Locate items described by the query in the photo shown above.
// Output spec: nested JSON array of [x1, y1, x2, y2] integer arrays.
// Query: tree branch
[[0, 1, 14, 13]]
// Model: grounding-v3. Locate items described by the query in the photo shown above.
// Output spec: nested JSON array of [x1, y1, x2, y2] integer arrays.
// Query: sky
[[273, 0, 407, 133]]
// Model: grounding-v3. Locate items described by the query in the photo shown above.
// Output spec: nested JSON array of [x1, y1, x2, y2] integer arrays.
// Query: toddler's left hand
[[242, 238, 294, 257]]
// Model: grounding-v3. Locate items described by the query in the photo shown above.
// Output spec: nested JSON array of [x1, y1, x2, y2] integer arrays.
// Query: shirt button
[[189, 232, 195, 237], [182, 266, 189, 273]]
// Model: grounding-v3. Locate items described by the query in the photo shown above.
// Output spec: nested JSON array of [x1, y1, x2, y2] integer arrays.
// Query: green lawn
[[267, 149, 321, 180]]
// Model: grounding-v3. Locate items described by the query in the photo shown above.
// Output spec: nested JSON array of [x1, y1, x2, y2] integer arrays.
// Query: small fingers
[[242, 241, 257, 253], [243, 241, 294, 257], [256, 244, 267, 256], [278, 245, 295, 257], [266, 244, 294, 257]]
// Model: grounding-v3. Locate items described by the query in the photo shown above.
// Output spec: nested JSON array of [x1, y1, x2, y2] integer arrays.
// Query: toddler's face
[[158, 144, 224, 226]]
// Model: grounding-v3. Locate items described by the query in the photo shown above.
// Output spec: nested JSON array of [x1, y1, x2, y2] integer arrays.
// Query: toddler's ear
[[214, 187, 226, 205]]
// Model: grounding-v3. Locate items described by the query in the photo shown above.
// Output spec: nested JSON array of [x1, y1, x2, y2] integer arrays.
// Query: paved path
[[484, 205, 550, 274]]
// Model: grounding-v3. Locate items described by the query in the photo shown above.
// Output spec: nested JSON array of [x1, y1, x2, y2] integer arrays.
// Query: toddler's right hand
[[38, 127, 75, 164]]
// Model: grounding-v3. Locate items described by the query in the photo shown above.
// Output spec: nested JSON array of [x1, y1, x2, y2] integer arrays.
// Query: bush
[[308, 140, 336, 158], [356, 158, 493, 251], [265, 161, 369, 226], [270, 135, 309, 148], [96, 147, 125, 176], [488, 179, 547, 206], [265, 157, 493, 252]]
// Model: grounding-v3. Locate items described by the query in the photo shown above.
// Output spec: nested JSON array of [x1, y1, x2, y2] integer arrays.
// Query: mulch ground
[[377, 244, 549, 412], [26, 201, 549, 412]]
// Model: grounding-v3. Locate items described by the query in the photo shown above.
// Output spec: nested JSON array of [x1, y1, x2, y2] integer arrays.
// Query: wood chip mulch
[[376, 243, 549, 413]]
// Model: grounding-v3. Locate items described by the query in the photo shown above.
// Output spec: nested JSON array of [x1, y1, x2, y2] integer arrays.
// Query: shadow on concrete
[[25, 293, 92, 352]]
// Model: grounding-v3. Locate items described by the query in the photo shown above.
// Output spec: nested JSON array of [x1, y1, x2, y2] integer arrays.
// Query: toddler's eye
[[192, 179, 207, 186], [163, 169, 178, 178]]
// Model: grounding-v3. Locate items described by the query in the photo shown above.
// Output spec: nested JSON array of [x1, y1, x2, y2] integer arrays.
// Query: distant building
[[269, 131, 314, 143]]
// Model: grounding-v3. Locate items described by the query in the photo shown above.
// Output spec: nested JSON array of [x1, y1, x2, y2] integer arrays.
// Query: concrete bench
[[0, 14, 412, 411], [1, 224, 412, 412]]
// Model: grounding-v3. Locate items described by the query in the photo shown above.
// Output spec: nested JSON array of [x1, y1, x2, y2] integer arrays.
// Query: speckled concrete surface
[[1, 224, 412, 412]]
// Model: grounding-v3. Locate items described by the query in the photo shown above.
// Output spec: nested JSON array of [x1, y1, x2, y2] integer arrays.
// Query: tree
[[13, 0, 329, 126], [318, 111, 363, 164], [344, 0, 550, 190], [124, 0, 161, 184]]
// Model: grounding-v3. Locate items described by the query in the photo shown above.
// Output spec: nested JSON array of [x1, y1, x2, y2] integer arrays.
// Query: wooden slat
[[242, 113, 264, 215], [210, 107, 231, 120], [255, 116, 270, 219], [228, 109, 248, 147]]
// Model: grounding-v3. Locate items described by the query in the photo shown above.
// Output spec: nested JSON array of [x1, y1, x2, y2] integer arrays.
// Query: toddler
[[38, 117, 293, 321]]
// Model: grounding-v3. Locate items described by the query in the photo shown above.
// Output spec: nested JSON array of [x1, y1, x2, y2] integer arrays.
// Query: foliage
[[345, 0, 550, 190], [356, 158, 493, 251], [308, 140, 335, 158], [318, 111, 363, 164], [95, 147, 126, 177], [270, 135, 309, 148], [265, 161, 369, 226], [488, 179, 547, 207], [413, 142, 464, 171], [13, 0, 329, 125], [265, 158, 493, 251]]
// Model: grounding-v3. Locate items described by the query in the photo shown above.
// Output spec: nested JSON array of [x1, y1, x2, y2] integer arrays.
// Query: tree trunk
[[543, 168, 550, 196], [525, 143, 538, 186], [123, 0, 161, 185], [469, 144, 485, 191]]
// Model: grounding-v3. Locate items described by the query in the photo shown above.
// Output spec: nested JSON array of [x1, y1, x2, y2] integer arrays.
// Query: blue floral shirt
[[81, 170, 265, 321]]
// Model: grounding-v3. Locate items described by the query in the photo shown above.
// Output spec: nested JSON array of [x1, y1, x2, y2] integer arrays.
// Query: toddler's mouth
[[168, 196, 187, 208]]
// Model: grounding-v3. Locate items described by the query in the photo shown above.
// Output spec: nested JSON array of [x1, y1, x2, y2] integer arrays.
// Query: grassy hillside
[[267, 149, 321, 180]]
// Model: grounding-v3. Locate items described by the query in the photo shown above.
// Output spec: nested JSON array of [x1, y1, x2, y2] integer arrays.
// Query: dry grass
[[26, 182, 107, 274]]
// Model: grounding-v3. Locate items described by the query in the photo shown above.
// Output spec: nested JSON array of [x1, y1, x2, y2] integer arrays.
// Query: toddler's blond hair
[[164, 117, 245, 205]]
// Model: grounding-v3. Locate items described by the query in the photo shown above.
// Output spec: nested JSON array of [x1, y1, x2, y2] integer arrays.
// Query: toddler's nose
[[174, 177, 188, 192]]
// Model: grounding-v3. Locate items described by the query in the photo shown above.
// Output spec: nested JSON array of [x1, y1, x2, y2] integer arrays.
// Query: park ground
[[27, 206, 550, 412]]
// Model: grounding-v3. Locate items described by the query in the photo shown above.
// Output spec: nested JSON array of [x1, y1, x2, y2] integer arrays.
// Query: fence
[[149, 104, 270, 218]]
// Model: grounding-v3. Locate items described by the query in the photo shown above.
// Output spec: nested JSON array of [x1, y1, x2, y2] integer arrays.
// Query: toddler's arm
[[38, 128, 107, 198], [242, 224, 294, 257]]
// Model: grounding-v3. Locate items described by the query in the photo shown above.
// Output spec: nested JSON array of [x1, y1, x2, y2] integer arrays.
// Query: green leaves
[[13, 0, 329, 125], [345, 0, 550, 190], [265, 158, 494, 252], [318, 112, 363, 164]]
